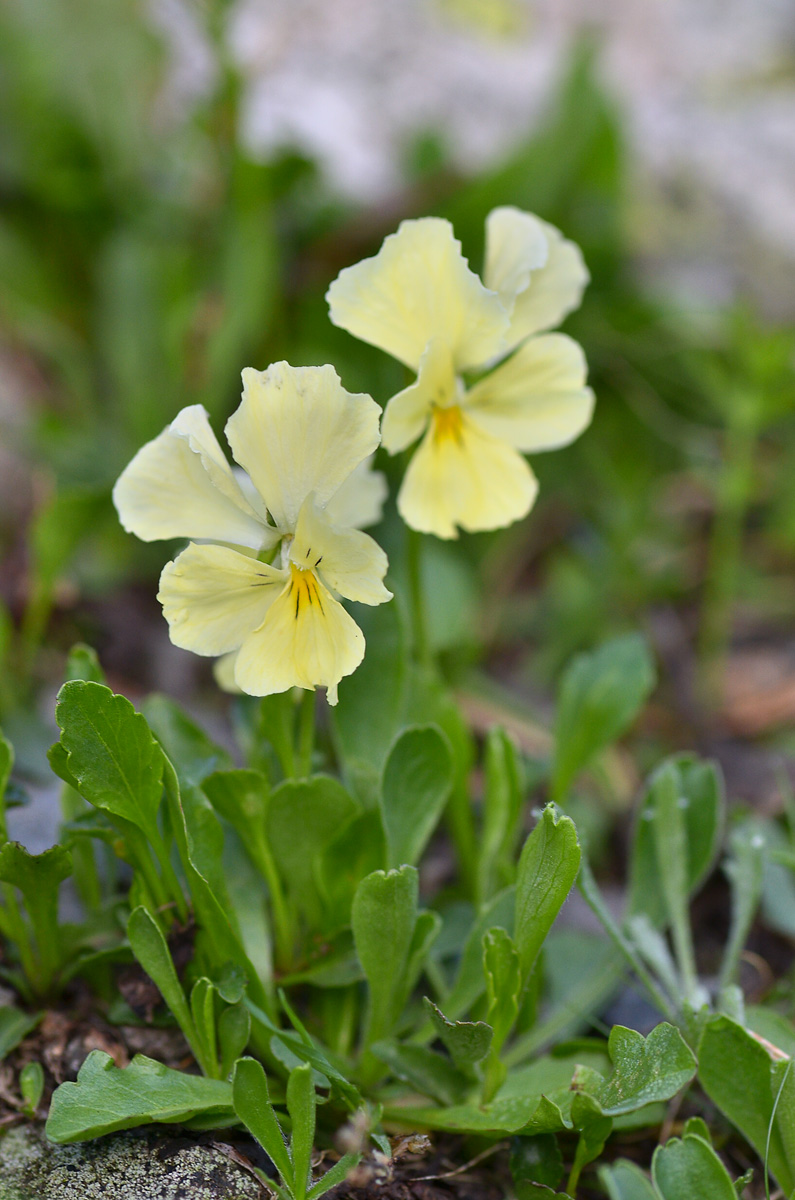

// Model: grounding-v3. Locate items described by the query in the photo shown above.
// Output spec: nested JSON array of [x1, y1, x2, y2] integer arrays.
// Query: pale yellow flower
[[327, 207, 594, 539], [113, 363, 391, 704]]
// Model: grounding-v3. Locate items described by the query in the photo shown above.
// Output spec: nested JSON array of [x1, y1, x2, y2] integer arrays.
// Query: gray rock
[[0, 1124, 263, 1200]]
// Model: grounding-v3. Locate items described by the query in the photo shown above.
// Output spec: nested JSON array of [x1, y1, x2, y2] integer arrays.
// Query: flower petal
[[158, 543, 286, 656], [326, 217, 509, 371], [291, 497, 392, 606], [465, 333, 594, 451], [505, 219, 589, 344], [226, 363, 381, 533], [483, 206, 549, 307], [234, 567, 364, 704], [323, 456, 388, 530], [398, 409, 538, 539], [381, 337, 457, 454], [113, 405, 272, 549]]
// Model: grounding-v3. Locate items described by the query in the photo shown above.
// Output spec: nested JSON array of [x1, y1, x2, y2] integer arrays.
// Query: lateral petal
[[234, 567, 365, 704], [323, 456, 388, 530], [505, 219, 589, 344], [381, 337, 457, 454], [292, 497, 392, 606], [158, 543, 286, 656], [465, 333, 595, 451], [326, 217, 509, 371], [226, 363, 381, 533], [398, 410, 538, 539], [483, 206, 549, 307], [113, 405, 272, 549]]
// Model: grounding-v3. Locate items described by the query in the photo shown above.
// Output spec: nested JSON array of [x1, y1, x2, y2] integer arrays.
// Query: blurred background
[[2, 0, 795, 806]]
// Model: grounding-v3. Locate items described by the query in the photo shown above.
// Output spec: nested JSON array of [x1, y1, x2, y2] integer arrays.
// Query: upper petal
[[113, 405, 272, 549], [323, 456, 388, 530], [380, 337, 457, 454], [234, 566, 365, 705], [158, 542, 286, 656], [398, 409, 538, 539], [226, 363, 381, 533], [484, 206, 549, 307], [505, 219, 589, 344], [326, 217, 509, 371], [465, 333, 595, 451], [291, 497, 392, 606]]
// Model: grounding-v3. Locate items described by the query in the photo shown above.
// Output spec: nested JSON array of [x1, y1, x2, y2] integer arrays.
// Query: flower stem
[[296, 688, 316, 778], [250, 832, 294, 972]]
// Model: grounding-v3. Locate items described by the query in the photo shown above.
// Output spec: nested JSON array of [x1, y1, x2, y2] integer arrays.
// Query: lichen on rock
[[0, 1124, 263, 1200]]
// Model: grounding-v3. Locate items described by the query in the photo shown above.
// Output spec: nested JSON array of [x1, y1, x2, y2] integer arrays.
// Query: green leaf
[[203, 769, 268, 841], [0, 730, 12, 841], [126, 907, 206, 1074], [190, 978, 218, 1075], [46, 1051, 233, 1143], [552, 633, 655, 802], [380, 725, 453, 869], [577, 1024, 696, 1117], [352, 866, 419, 1048], [510, 1133, 565, 1195], [19, 1060, 45, 1114], [306, 1154, 360, 1200], [478, 728, 524, 903], [652, 1134, 737, 1200], [382, 1090, 569, 1136], [53, 681, 164, 840], [444, 887, 515, 1019], [698, 1013, 795, 1195], [268, 775, 359, 925], [218, 1003, 251, 1079], [232, 1056, 293, 1186], [315, 811, 386, 935], [370, 1041, 470, 1106], [423, 997, 492, 1072], [719, 820, 764, 990], [0, 842, 72, 989], [599, 1160, 658, 1200], [287, 1062, 316, 1200], [160, 759, 269, 1018], [64, 644, 105, 684], [514, 806, 580, 983], [406, 909, 442, 996], [0, 1006, 40, 1060], [244, 997, 362, 1111], [143, 694, 232, 788], [568, 1098, 613, 1191], [628, 755, 724, 925], [484, 927, 521, 1050]]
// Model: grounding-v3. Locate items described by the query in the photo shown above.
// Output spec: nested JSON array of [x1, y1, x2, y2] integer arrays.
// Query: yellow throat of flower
[[288, 563, 325, 618], [432, 404, 464, 445]]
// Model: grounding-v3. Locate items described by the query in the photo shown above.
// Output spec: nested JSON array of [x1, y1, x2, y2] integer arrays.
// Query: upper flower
[[326, 207, 594, 539], [113, 362, 391, 704]]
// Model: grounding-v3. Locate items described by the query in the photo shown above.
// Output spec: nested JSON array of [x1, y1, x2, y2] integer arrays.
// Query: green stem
[[149, 830, 189, 924], [2, 885, 38, 991], [296, 689, 316, 778], [125, 827, 173, 918], [406, 527, 430, 667], [250, 833, 294, 971], [699, 398, 759, 707]]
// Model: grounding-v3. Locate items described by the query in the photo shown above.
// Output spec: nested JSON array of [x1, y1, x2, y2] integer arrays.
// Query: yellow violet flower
[[327, 207, 594, 539], [113, 362, 391, 704]]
